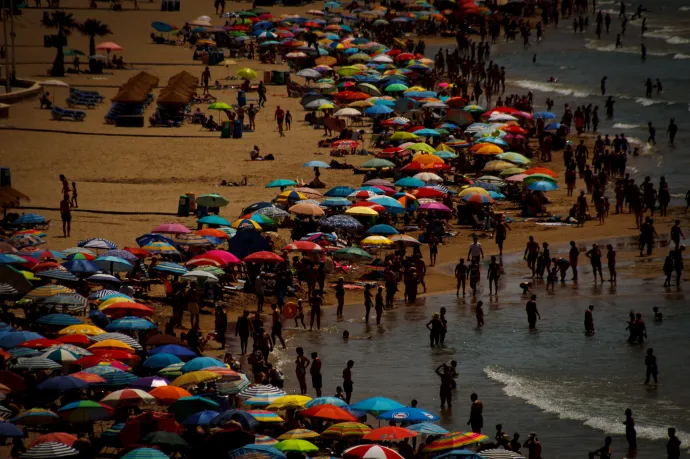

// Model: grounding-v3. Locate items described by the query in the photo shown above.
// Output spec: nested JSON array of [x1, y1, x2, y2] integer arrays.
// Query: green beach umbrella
[[196, 193, 229, 207], [385, 83, 408, 93], [337, 66, 362, 77], [266, 179, 297, 189], [274, 440, 319, 453], [333, 247, 372, 262], [361, 158, 395, 169]]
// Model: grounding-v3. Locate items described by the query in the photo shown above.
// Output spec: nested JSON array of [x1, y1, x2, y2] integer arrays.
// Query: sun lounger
[[51, 106, 86, 121], [66, 96, 96, 109]]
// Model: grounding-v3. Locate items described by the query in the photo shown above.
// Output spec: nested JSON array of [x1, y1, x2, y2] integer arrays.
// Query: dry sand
[[3, 0, 689, 332]]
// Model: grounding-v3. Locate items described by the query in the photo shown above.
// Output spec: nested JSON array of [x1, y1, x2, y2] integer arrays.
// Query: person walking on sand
[[310, 352, 322, 397], [644, 347, 658, 384], [275, 106, 285, 137], [70, 182, 78, 208], [60, 195, 71, 238], [235, 309, 251, 354], [285, 110, 292, 131], [524, 236, 540, 277], [467, 393, 484, 433], [526, 294, 540, 329], [468, 236, 484, 265], [257, 81, 267, 107], [295, 347, 310, 395], [670, 220, 685, 250], [309, 294, 322, 331], [343, 360, 354, 403], [201, 66, 211, 95]]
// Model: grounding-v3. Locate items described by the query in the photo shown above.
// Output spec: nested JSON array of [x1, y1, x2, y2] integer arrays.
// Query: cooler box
[[220, 121, 231, 138], [177, 195, 190, 217]]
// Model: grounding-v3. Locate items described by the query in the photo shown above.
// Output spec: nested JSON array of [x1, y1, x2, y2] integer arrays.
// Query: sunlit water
[[252, 239, 689, 459]]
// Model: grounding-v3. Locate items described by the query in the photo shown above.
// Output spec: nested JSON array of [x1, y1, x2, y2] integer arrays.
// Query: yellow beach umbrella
[[237, 68, 258, 79], [58, 324, 106, 336], [98, 297, 134, 310], [349, 100, 374, 108], [483, 160, 515, 172], [361, 236, 392, 247], [322, 422, 372, 438], [171, 370, 221, 387], [267, 395, 312, 410], [390, 131, 419, 141], [475, 144, 504, 155], [278, 429, 320, 440], [88, 339, 134, 351], [345, 207, 379, 216], [458, 187, 491, 198], [406, 143, 436, 153], [318, 103, 335, 110], [435, 143, 455, 152], [404, 86, 427, 93]]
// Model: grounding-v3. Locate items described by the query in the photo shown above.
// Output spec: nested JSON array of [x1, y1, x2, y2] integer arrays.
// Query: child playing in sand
[[70, 182, 78, 208], [294, 299, 306, 329]]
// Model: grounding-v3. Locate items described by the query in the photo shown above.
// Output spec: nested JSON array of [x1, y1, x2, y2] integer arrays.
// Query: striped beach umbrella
[[81, 365, 124, 376], [304, 396, 348, 409], [121, 448, 169, 459], [247, 410, 284, 423], [278, 429, 320, 440], [255, 435, 279, 446], [20, 442, 78, 459], [100, 389, 155, 407], [36, 270, 78, 282], [24, 285, 74, 300], [41, 348, 79, 364], [158, 362, 185, 378], [58, 401, 114, 422], [239, 384, 286, 400], [39, 295, 87, 314], [78, 238, 117, 250], [150, 261, 187, 275], [37, 314, 83, 327], [89, 289, 126, 300], [245, 393, 285, 406], [229, 445, 286, 459], [343, 445, 403, 459], [29, 433, 78, 447], [422, 432, 490, 453], [11, 409, 60, 426], [90, 333, 142, 350], [12, 357, 61, 371], [0, 284, 18, 296], [7, 347, 40, 358], [92, 371, 138, 387], [217, 373, 250, 395], [141, 242, 178, 255], [322, 422, 372, 438]]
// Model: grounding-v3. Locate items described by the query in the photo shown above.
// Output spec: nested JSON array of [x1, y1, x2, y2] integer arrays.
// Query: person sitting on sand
[[250, 145, 263, 161], [205, 115, 218, 131]]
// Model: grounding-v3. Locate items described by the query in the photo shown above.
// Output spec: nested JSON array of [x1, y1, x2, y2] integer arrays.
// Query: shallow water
[[264, 240, 688, 458]]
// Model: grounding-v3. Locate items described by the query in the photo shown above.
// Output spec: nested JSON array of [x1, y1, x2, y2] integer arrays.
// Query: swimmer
[[476, 301, 484, 327], [520, 281, 533, 294], [584, 305, 595, 333], [342, 330, 372, 340], [644, 347, 658, 385], [653, 306, 663, 321]]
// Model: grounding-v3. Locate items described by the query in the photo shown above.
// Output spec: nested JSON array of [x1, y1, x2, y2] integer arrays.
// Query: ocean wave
[[612, 122, 639, 129], [509, 79, 591, 97], [626, 136, 656, 156], [484, 366, 690, 447], [673, 53, 690, 59], [680, 5, 690, 10], [584, 39, 669, 56]]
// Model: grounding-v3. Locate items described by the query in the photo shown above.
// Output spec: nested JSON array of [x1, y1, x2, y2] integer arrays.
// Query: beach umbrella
[[78, 238, 117, 250], [406, 422, 448, 435], [364, 105, 393, 116], [325, 186, 355, 198], [144, 353, 182, 370], [0, 284, 18, 296], [150, 262, 188, 276], [37, 375, 88, 392], [20, 442, 78, 459], [423, 432, 489, 452], [377, 407, 439, 422], [278, 429, 320, 440], [350, 397, 405, 416], [105, 317, 155, 332], [11, 409, 59, 426], [527, 180, 559, 192], [181, 356, 224, 373], [171, 371, 221, 387], [289, 203, 325, 217], [182, 409, 221, 426], [229, 445, 285, 459], [499, 167, 526, 178], [344, 445, 403, 459], [237, 68, 258, 79], [141, 431, 189, 451], [304, 396, 346, 408], [394, 177, 425, 188], [281, 241, 323, 253], [0, 421, 22, 437], [245, 393, 285, 406], [333, 247, 372, 262], [210, 409, 258, 430], [524, 167, 558, 177], [477, 449, 525, 459], [152, 223, 190, 234], [243, 252, 284, 264], [366, 224, 399, 236], [158, 362, 184, 377], [100, 389, 155, 407], [0, 332, 44, 349], [363, 426, 417, 441], [216, 373, 250, 395], [266, 179, 297, 189], [247, 410, 284, 423], [94, 256, 132, 273], [58, 401, 114, 422], [148, 344, 196, 358], [239, 384, 285, 400], [275, 440, 319, 453], [29, 433, 78, 448], [321, 198, 351, 208], [92, 370, 138, 387], [533, 111, 556, 119], [323, 422, 372, 439], [150, 386, 191, 404], [129, 376, 170, 391], [121, 448, 169, 459], [36, 314, 82, 327], [360, 236, 393, 247], [433, 450, 486, 459], [301, 404, 357, 422], [40, 348, 80, 364], [7, 347, 40, 358], [91, 332, 142, 350], [460, 193, 495, 205]]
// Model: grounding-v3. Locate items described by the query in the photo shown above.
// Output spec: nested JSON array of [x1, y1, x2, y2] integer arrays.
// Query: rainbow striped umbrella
[[141, 242, 178, 255], [100, 389, 155, 407], [24, 285, 74, 300], [244, 393, 284, 406], [422, 432, 489, 453], [58, 401, 114, 423], [11, 409, 60, 426], [278, 429, 320, 440], [322, 422, 372, 438], [217, 373, 250, 395], [255, 435, 279, 446], [247, 410, 284, 423]]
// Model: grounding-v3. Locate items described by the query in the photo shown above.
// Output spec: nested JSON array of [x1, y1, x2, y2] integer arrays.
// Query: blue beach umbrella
[[304, 396, 348, 408], [533, 111, 556, 119], [266, 179, 297, 189], [366, 224, 399, 236], [94, 256, 133, 273], [135, 233, 175, 247], [36, 270, 79, 282], [152, 21, 175, 33], [349, 397, 405, 415], [150, 262, 188, 276], [144, 353, 182, 370], [211, 409, 259, 430], [62, 259, 99, 274], [377, 406, 440, 422], [527, 180, 559, 192], [37, 375, 88, 392], [324, 186, 355, 198], [0, 331, 43, 349], [102, 249, 138, 262], [106, 317, 156, 332], [544, 122, 561, 131], [37, 314, 83, 326], [147, 344, 197, 359], [303, 161, 331, 169], [92, 371, 139, 387], [406, 422, 448, 434], [395, 177, 425, 188], [364, 105, 393, 116], [321, 198, 351, 208], [198, 215, 231, 226], [182, 409, 220, 426], [181, 356, 224, 373], [0, 422, 23, 437], [7, 347, 40, 358]]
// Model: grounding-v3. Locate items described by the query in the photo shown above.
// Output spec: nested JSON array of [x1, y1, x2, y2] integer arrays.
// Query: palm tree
[[76, 19, 112, 58], [42, 11, 77, 77]]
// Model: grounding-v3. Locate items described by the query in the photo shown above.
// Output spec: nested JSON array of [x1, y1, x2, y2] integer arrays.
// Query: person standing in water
[[310, 352, 322, 397], [569, 240, 580, 281], [455, 259, 467, 296], [600, 76, 607, 95], [435, 364, 454, 409], [644, 347, 658, 385], [667, 118, 678, 144], [526, 295, 540, 329], [467, 393, 484, 433], [364, 284, 373, 324], [295, 347, 310, 395], [606, 244, 617, 282], [487, 256, 500, 296], [476, 301, 485, 327], [667, 427, 681, 459], [623, 408, 637, 450], [375, 286, 384, 325], [426, 313, 443, 347], [584, 305, 595, 333], [342, 360, 354, 403], [670, 220, 685, 250]]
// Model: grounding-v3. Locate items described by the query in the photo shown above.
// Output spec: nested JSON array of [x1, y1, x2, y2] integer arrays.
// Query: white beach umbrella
[[334, 108, 361, 117]]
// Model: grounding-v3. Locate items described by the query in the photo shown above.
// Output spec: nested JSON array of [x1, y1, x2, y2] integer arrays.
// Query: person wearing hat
[[523, 432, 542, 459]]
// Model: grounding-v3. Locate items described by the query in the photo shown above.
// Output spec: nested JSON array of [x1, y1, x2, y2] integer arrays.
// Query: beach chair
[[66, 96, 96, 109], [51, 106, 86, 121]]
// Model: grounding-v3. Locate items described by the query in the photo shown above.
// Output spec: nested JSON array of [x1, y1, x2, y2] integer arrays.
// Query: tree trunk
[[89, 36, 95, 59], [50, 27, 65, 77]]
